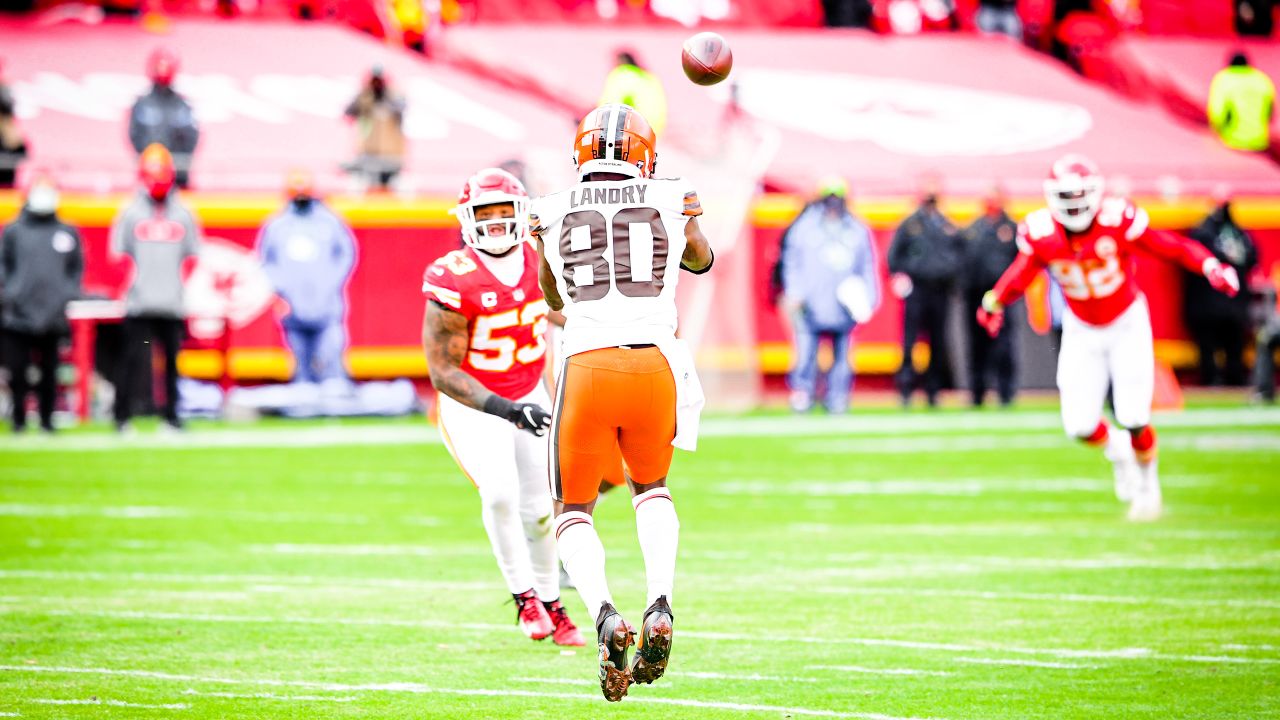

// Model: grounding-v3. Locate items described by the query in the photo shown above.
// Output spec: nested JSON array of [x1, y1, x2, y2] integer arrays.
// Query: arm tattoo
[[423, 301, 494, 412]]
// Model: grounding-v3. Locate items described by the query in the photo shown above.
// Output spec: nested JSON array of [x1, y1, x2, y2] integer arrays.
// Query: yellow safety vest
[[599, 64, 667, 136], [1207, 66, 1275, 152]]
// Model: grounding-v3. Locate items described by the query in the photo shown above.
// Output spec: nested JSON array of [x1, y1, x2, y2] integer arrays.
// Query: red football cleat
[[514, 589, 553, 641], [544, 599, 586, 647]]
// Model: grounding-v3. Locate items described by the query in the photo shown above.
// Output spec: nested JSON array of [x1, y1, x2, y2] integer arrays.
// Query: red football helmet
[[1045, 154, 1104, 233], [573, 103, 657, 180], [450, 167, 529, 251], [139, 143, 176, 201], [147, 47, 179, 87]]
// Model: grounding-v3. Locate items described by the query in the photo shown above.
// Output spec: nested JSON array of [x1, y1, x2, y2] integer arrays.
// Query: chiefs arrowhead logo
[[724, 69, 1092, 157], [183, 237, 275, 340]]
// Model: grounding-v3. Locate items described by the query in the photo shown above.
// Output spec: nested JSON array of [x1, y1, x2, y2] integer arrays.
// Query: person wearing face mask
[[256, 170, 357, 386], [128, 48, 199, 188], [777, 177, 880, 414], [343, 65, 406, 190], [888, 179, 962, 408], [0, 175, 82, 434], [961, 185, 1021, 407], [110, 144, 202, 433]]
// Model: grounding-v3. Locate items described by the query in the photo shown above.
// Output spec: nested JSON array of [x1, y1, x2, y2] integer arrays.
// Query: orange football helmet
[[573, 103, 657, 179]]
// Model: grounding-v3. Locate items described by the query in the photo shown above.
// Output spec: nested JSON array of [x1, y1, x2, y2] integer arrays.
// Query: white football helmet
[[450, 167, 530, 252], [1044, 154, 1104, 233]]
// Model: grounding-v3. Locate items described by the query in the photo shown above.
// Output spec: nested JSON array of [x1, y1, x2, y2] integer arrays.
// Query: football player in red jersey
[[421, 168, 584, 646], [977, 155, 1239, 521]]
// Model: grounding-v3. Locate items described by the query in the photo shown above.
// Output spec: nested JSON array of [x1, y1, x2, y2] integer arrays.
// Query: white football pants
[[1057, 294, 1155, 437], [437, 384, 559, 601]]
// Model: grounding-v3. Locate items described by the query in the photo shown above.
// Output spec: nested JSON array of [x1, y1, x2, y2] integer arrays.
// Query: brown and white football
[[681, 32, 733, 86]]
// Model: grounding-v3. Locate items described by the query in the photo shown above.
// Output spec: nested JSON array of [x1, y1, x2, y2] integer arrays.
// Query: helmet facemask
[[1044, 174, 1103, 233], [456, 198, 528, 255]]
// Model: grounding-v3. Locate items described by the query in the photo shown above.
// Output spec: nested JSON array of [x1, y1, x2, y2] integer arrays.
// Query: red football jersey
[[422, 243, 549, 400], [1016, 198, 1148, 325], [995, 197, 1211, 327]]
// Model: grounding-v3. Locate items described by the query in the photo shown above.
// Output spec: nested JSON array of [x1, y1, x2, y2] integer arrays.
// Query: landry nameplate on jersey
[[569, 185, 649, 208]]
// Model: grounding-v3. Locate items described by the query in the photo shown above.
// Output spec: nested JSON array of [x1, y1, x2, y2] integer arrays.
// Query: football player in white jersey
[[530, 103, 714, 701]]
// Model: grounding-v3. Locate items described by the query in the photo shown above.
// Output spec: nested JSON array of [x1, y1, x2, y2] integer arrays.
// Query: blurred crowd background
[[2, 0, 1280, 432]]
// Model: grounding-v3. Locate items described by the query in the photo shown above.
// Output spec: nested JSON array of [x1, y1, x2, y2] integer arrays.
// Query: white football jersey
[[533, 177, 702, 357]]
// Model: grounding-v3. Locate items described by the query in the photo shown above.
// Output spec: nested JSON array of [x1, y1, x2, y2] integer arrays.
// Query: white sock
[[555, 511, 612, 623], [633, 487, 679, 608], [524, 512, 560, 603], [480, 491, 535, 596]]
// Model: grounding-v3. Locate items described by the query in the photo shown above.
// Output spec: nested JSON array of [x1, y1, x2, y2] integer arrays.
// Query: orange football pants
[[552, 346, 676, 504]]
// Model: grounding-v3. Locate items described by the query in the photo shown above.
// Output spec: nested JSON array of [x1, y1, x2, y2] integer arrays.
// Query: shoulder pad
[[1095, 197, 1132, 229], [1023, 208, 1057, 241]]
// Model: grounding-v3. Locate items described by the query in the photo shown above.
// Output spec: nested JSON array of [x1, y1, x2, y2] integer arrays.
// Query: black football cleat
[[630, 595, 674, 685], [595, 602, 635, 702]]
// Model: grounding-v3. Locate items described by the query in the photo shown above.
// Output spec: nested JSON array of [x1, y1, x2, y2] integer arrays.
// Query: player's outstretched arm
[[978, 250, 1044, 337], [422, 299, 553, 436], [423, 299, 497, 412], [680, 217, 714, 274], [1135, 228, 1240, 296]]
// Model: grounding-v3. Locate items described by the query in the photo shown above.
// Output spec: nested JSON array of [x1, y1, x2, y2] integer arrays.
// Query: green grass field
[[2, 405, 1279, 719]]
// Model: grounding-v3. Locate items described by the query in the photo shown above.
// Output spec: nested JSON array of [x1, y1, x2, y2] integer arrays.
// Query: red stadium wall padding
[[12, 194, 1280, 379]]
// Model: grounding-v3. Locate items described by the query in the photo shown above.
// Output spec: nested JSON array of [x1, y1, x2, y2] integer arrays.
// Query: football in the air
[[681, 32, 733, 86]]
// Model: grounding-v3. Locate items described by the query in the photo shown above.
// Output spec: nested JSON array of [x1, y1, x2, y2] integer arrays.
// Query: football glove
[[976, 290, 1005, 338], [1203, 258, 1240, 298], [484, 396, 552, 437]]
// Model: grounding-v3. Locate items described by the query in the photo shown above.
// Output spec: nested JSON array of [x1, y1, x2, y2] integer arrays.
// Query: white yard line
[[27, 698, 189, 709], [0, 570, 489, 592], [796, 433, 1280, 454], [0, 504, 193, 519], [717, 477, 1108, 497], [806, 665, 952, 677], [953, 657, 1097, 669], [813, 586, 1280, 610], [0, 666, 934, 720], [699, 407, 1280, 438], [180, 690, 355, 702], [0, 407, 1275, 452], [20, 609, 511, 634], [3, 609, 1275, 666], [0, 425, 437, 452], [247, 543, 488, 558], [671, 671, 821, 683], [510, 677, 597, 686], [0, 505, 393, 526]]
